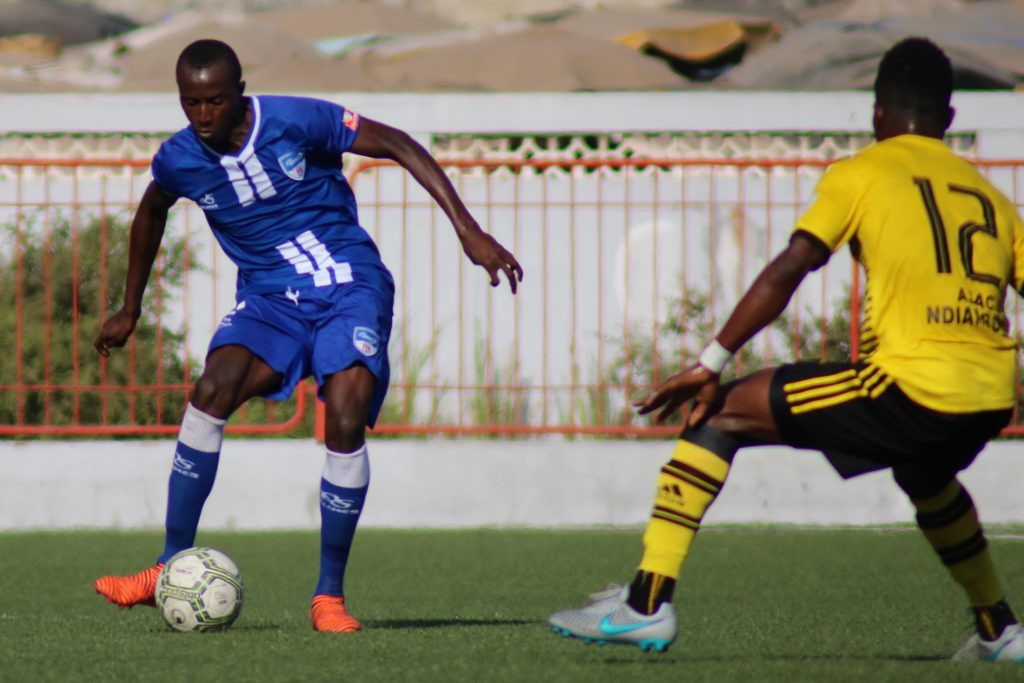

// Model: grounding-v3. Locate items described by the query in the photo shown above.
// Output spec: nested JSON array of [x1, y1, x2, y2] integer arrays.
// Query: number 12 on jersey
[[914, 177, 1000, 286]]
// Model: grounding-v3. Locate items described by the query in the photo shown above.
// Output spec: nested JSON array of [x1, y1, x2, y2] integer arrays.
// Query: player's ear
[[871, 102, 884, 137], [944, 106, 955, 132], [238, 80, 246, 97]]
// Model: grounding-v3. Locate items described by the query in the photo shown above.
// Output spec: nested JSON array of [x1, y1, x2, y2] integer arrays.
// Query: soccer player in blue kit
[[92, 39, 523, 632]]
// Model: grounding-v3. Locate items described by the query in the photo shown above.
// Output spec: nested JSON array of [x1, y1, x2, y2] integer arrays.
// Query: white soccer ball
[[155, 547, 244, 632]]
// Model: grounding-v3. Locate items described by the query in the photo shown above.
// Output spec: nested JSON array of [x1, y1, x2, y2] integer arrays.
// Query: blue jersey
[[151, 95, 393, 298]]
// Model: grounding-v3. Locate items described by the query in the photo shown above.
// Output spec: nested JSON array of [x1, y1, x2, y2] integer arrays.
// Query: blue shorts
[[209, 281, 394, 427]]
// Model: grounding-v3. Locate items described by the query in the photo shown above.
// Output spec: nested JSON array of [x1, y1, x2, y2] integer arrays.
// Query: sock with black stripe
[[911, 479, 1018, 641], [629, 436, 734, 615]]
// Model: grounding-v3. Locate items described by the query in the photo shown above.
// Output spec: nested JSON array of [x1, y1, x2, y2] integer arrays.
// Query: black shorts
[[769, 361, 1011, 479]]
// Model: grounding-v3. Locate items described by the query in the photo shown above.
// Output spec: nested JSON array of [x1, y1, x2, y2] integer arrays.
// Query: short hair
[[176, 39, 242, 84], [874, 38, 952, 116]]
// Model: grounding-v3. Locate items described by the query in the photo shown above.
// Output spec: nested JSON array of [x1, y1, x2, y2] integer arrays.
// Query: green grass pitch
[[1, 527, 1023, 682]]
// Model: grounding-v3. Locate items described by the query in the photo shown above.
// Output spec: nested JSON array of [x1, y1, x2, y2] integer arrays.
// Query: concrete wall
[[4, 92, 1024, 147], [3, 439, 1023, 530]]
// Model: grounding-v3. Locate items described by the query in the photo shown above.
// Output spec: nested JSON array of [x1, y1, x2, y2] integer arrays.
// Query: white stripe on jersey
[[220, 157, 255, 206], [219, 97, 276, 205], [277, 231, 353, 288], [241, 153, 277, 200]]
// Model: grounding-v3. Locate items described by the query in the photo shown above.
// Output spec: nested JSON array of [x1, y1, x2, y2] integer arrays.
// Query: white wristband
[[698, 340, 732, 374]]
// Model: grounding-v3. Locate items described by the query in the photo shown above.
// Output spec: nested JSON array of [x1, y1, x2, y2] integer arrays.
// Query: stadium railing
[[1, 156, 1022, 437]]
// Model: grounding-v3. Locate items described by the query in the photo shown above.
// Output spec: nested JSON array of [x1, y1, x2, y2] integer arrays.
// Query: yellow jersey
[[795, 134, 1024, 413]]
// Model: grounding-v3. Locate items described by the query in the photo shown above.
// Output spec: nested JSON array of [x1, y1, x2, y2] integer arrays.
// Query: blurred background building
[[1, 0, 1023, 92]]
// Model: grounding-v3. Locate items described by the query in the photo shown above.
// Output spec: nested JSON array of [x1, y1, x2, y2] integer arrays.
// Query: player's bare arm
[[636, 232, 829, 425], [350, 117, 523, 293], [93, 181, 177, 357]]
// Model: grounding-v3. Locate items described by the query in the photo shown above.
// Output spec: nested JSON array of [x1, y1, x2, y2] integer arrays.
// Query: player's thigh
[[202, 295, 313, 409], [706, 368, 783, 443], [312, 284, 393, 428], [206, 345, 283, 397], [192, 345, 283, 415], [321, 364, 377, 426]]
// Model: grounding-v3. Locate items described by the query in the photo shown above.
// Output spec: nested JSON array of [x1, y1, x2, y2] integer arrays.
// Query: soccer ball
[[155, 547, 244, 632]]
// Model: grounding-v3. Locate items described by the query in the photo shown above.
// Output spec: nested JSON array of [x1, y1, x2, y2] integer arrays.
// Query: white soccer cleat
[[549, 584, 677, 652], [952, 623, 1024, 663]]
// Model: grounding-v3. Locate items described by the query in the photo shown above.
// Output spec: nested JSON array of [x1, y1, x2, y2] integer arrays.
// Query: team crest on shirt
[[353, 326, 379, 356], [198, 192, 219, 209], [277, 150, 306, 181]]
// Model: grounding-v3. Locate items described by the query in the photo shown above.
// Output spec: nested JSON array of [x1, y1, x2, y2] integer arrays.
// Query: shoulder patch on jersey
[[343, 110, 360, 132], [278, 150, 306, 181], [353, 326, 379, 356]]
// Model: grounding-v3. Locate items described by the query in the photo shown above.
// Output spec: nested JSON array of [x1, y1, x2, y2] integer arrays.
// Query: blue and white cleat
[[952, 624, 1024, 663], [548, 584, 677, 653]]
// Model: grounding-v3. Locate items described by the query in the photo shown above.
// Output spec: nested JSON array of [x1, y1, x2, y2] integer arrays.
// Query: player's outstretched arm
[[350, 117, 523, 293], [636, 232, 829, 425], [94, 181, 176, 357]]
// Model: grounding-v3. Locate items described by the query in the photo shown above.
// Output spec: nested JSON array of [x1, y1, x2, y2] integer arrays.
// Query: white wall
[[3, 91, 1024, 144], [3, 439, 1023, 530]]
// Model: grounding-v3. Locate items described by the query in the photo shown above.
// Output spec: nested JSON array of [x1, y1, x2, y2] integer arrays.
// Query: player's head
[[175, 39, 246, 147], [873, 37, 954, 141]]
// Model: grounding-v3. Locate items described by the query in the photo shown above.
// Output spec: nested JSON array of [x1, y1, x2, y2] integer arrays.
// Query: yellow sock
[[638, 439, 730, 579], [912, 480, 1003, 607]]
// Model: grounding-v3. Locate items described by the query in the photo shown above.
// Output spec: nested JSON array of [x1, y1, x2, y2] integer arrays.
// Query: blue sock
[[315, 445, 370, 597], [158, 404, 225, 564]]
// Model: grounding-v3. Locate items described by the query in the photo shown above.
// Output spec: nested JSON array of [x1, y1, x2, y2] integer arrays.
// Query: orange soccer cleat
[[311, 594, 363, 633], [94, 564, 163, 608]]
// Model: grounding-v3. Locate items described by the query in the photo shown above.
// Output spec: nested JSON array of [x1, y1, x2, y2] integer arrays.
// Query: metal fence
[[1, 156, 1022, 437]]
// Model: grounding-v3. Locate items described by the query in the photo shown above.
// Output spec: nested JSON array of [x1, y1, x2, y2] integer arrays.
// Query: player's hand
[[634, 364, 721, 426], [458, 226, 524, 294], [94, 307, 139, 357]]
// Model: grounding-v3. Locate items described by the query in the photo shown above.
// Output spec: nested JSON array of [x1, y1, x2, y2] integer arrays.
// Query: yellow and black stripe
[[662, 460, 723, 496], [640, 440, 731, 579], [915, 484, 988, 566], [912, 481, 1004, 607], [651, 504, 701, 531], [859, 292, 879, 357], [783, 363, 894, 415]]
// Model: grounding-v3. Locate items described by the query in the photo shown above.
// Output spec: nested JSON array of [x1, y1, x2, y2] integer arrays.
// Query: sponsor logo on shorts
[[320, 491, 358, 515], [173, 452, 199, 479], [353, 326, 379, 356], [217, 301, 246, 328], [277, 150, 306, 181]]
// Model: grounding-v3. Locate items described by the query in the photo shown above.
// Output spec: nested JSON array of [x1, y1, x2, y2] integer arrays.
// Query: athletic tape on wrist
[[698, 340, 732, 374]]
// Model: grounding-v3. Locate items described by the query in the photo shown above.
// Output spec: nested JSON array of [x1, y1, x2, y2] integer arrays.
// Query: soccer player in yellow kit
[[549, 37, 1024, 662]]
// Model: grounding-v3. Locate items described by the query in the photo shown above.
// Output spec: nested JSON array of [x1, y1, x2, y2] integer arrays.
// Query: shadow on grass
[[366, 618, 538, 630]]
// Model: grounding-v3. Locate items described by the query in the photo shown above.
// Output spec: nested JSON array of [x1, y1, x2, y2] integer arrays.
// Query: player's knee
[[190, 373, 241, 417], [324, 410, 366, 453], [682, 423, 742, 464], [892, 465, 955, 500]]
